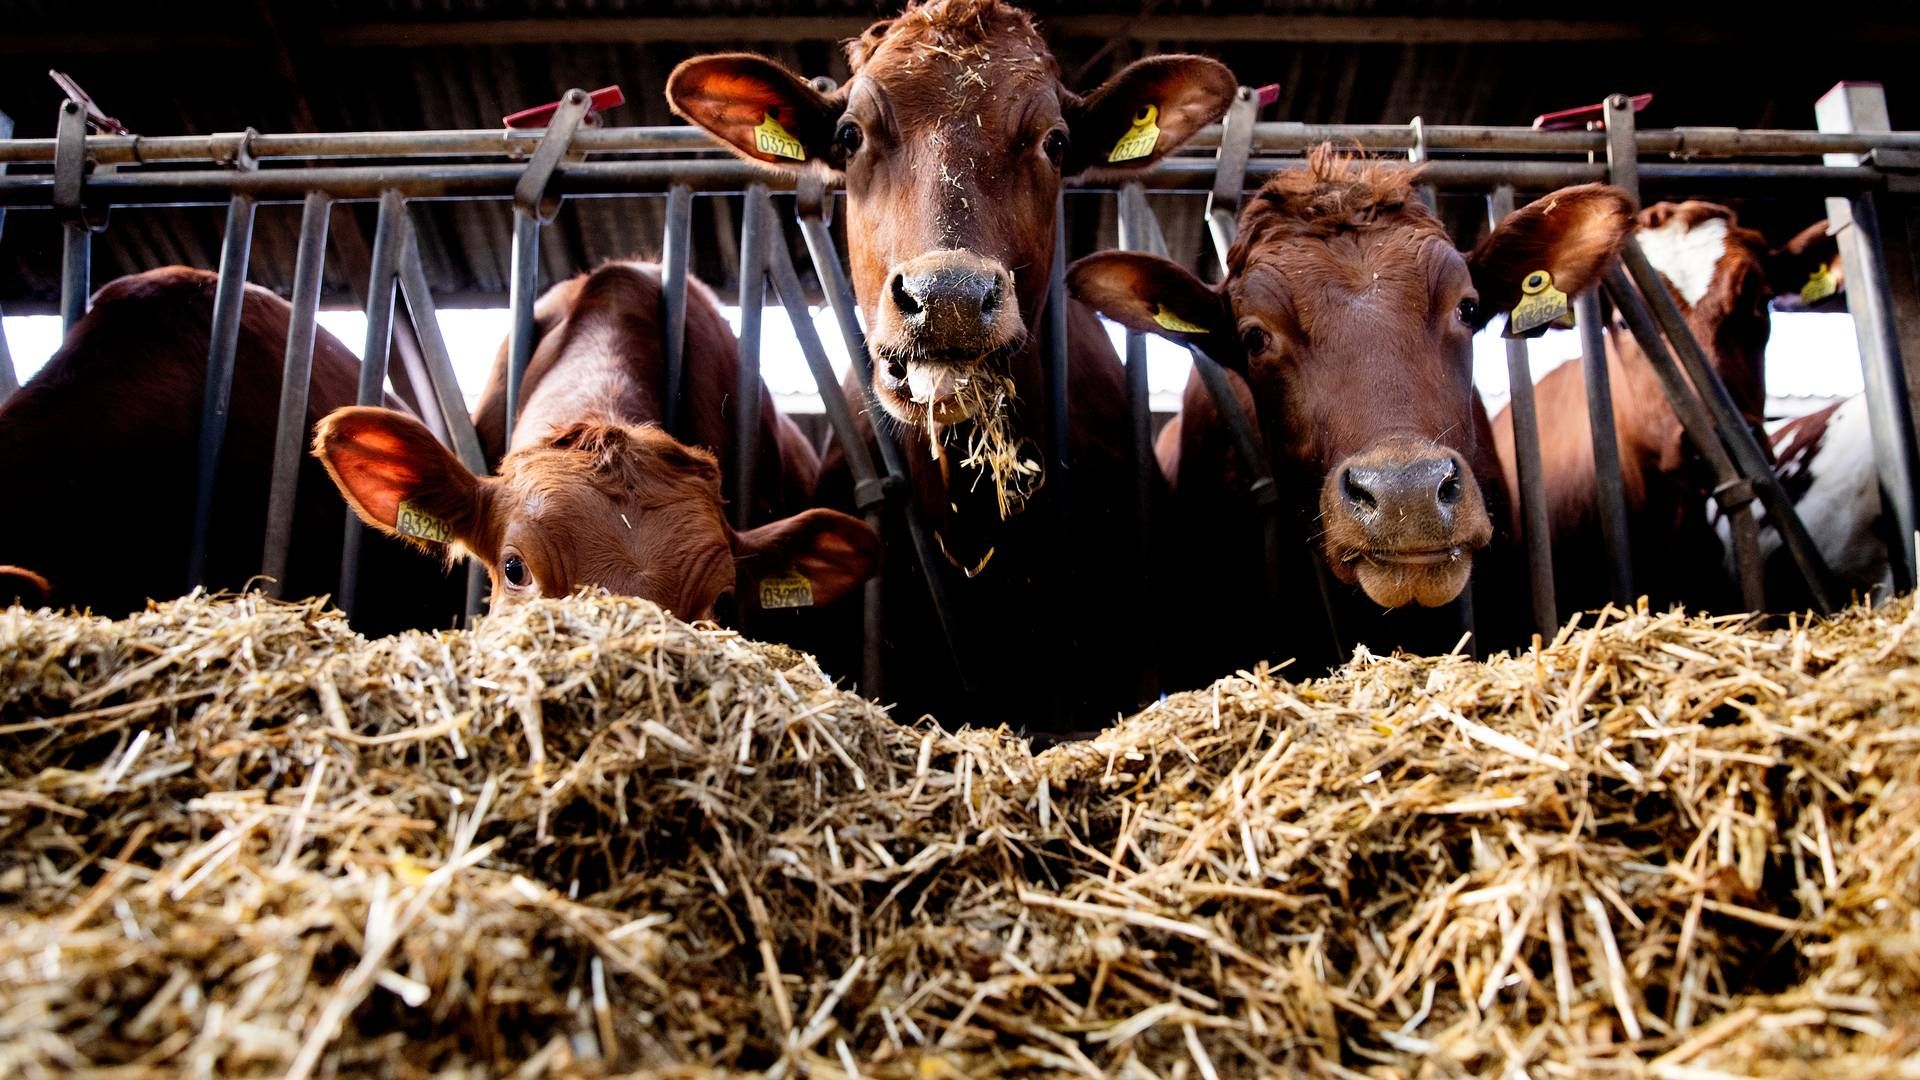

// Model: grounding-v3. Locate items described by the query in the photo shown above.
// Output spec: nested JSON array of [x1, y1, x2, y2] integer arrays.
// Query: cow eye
[[1456, 297, 1478, 324], [1043, 129, 1069, 167], [1240, 325, 1270, 356], [835, 121, 863, 157], [503, 553, 531, 589]]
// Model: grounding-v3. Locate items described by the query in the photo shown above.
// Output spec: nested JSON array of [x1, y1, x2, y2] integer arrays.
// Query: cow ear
[[667, 53, 844, 168], [1068, 250, 1237, 360], [1468, 184, 1636, 330], [1064, 55, 1238, 176], [313, 407, 498, 560], [1768, 219, 1846, 311], [0, 565, 52, 608], [731, 508, 881, 609]]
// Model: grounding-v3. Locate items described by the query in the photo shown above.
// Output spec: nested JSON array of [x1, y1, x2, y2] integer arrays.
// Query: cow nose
[[880, 251, 1015, 361], [1340, 456, 1462, 528]]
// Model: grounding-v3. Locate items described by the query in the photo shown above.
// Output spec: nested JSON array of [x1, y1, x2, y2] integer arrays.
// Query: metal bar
[[1490, 186, 1558, 638], [1619, 238, 1840, 612], [1206, 86, 1261, 275], [1045, 188, 1071, 500], [659, 182, 693, 440], [261, 191, 332, 599], [733, 184, 770, 530], [1604, 94, 1642, 206], [337, 189, 407, 620], [1817, 82, 1920, 594], [1576, 291, 1635, 606], [0, 159, 1886, 209], [0, 109, 15, 404], [12, 121, 1920, 167], [1603, 267, 1771, 613], [1408, 116, 1438, 211], [758, 188, 890, 695], [53, 100, 92, 332], [1115, 183, 1159, 700], [505, 208, 541, 443], [795, 194, 972, 693], [185, 193, 258, 590]]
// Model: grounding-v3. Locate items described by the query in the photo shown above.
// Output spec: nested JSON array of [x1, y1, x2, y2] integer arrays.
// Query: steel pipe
[[185, 193, 258, 590], [659, 182, 693, 440], [733, 184, 770, 531], [1576, 290, 1635, 607], [260, 191, 332, 598], [1490, 187, 1558, 638], [504, 208, 541, 444], [337, 189, 407, 620]]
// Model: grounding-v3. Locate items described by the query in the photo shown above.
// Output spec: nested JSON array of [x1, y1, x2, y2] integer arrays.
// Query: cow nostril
[[1437, 461, 1463, 506], [890, 273, 922, 317], [1342, 468, 1377, 512], [980, 277, 1002, 317]]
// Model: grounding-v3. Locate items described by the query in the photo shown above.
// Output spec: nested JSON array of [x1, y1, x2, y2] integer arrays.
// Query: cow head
[[315, 408, 880, 621], [1071, 149, 1633, 609], [668, 0, 1234, 436], [1633, 202, 1834, 427]]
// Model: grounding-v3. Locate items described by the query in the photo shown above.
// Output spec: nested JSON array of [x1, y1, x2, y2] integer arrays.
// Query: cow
[[0, 266, 460, 635], [1491, 201, 1838, 619], [667, 0, 1237, 731], [1069, 148, 1634, 683], [315, 260, 880, 624]]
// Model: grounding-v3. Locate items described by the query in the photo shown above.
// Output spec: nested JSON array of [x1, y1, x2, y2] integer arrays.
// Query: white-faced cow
[[668, 0, 1237, 730]]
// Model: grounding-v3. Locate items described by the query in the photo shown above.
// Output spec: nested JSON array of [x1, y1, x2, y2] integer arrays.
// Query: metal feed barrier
[[2, 80, 1918, 695]]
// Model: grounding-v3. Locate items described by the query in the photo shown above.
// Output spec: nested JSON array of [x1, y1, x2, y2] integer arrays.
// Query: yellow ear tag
[[1505, 269, 1573, 338], [1108, 104, 1161, 163], [752, 112, 807, 161], [1151, 305, 1209, 334], [758, 572, 814, 610], [1801, 261, 1838, 305], [394, 499, 452, 544]]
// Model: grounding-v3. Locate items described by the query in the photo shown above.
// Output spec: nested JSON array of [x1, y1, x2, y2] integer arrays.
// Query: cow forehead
[[1232, 232, 1462, 326], [1637, 215, 1734, 307]]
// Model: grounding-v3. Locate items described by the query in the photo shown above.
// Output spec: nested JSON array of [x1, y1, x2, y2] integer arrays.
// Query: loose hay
[[2, 593, 1918, 1076]]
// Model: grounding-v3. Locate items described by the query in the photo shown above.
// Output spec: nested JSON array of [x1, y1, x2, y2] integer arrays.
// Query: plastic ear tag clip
[[758, 572, 815, 609], [1505, 269, 1574, 338], [1108, 104, 1161, 163], [753, 113, 806, 161], [395, 500, 453, 544], [1801, 260, 1838, 305], [1151, 305, 1209, 333]]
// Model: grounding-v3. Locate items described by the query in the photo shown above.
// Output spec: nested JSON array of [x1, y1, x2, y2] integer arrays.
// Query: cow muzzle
[[870, 249, 1023, 426], [1319, 441, 1492, 608]]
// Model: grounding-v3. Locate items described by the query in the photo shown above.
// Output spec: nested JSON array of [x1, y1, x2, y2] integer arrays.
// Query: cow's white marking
[[1636, 216, 1730, 307]]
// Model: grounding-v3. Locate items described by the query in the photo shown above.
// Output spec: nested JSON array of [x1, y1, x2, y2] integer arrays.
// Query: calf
[[1071, 149, 1633, 681], [668, 0, 1236, 729], [1491, 202, 1834, 618], [316, 261, 879, 623], [0, 267, 458, 634]]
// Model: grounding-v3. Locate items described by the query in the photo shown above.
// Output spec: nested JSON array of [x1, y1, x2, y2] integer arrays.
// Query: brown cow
[[315, 261, 879, 623], [1071, 149, 1633, 682], [668, 0, 1236, 730], [1491, 201, 1834, 618], [0, 266, 460, 634]]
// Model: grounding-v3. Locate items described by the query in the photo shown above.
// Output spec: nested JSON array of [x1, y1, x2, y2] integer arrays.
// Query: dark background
[[3, 0, 1917, 311]]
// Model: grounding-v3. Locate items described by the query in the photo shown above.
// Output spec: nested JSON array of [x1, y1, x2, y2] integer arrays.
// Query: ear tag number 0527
[[1505, 269, 1574, 338], [753, 113, 806, 161], [395, 499, 453, 544], [1108, 104, 1161, 163], [758, 572, 814, 610]]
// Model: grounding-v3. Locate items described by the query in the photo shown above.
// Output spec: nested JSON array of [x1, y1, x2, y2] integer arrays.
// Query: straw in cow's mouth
[[925, 371, 1043, 521]]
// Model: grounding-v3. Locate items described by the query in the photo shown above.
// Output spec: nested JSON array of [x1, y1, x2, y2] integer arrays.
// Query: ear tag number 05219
[[753, 113, 806, 161], [1505, 269, 1574, 338], [1108, 104, 1161, 163], [395, 499, 453, 544], [758, 572, 814, 610]]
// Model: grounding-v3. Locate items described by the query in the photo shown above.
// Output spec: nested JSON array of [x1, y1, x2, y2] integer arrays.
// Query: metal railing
[[2, 83, 1916, 690]]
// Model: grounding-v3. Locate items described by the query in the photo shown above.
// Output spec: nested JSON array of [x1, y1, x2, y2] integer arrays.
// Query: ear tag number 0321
[[1801, 260, 1838, 306], [1505, 269, 1574, 338], [1108, 104, 1161, 163], [395, 499, 453, 544], [758, 572, 815, 610], [753, 113, 807, 161]]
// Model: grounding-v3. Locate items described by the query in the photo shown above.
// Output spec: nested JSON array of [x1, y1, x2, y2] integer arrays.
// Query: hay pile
[[2, 592, 1917, 1076]]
